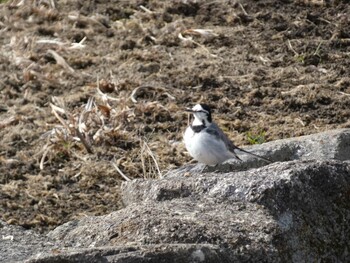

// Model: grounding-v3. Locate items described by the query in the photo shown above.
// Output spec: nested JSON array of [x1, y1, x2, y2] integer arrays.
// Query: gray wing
[[206, 123, 239, 153], [206, 123, 271, 163], [206, 123, 241, 160]]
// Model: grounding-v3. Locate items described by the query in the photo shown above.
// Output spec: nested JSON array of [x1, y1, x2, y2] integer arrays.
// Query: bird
[[183, 103, 271, 166]]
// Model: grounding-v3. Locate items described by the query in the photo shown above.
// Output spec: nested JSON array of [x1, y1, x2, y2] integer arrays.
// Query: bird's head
[[186, 104, 212, 126]]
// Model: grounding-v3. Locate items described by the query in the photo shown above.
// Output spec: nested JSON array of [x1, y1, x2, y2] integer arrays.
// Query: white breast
[[183, 126, 234, 166]]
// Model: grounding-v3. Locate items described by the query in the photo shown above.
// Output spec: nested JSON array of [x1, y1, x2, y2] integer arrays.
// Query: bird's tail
[[235, 147, 272, 163]]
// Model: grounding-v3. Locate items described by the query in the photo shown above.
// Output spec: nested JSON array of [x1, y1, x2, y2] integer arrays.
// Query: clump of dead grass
[[39, 78, 183, 180]]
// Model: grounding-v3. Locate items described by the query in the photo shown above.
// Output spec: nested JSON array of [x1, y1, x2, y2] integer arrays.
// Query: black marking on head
[[199, 104, 212, 122], [191, 124, 206, 133]]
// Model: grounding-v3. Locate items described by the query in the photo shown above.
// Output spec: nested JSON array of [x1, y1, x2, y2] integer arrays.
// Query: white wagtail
[[183, 104, 271, 166]]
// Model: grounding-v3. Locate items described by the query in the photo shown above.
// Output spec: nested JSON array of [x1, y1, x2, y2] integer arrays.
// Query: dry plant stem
[[183, 29, 218, 38], [143, 140, 162, 179], [313, 41, 323, 56], [338, 91, 350, 96], [111, 160, 131, 181], [178, 33, 217, 58], [130, 87, 140, 103], [47, 49, 75, 73], [50, 103, 70, 131], [69, 36, 87, 49], [295, 118, 306, 127], [39, 144, 54, 170], [239, 3, 249, 16], [139, 5, 153, 14], [36, 39, 65, 46], [78, 97, 95, 133], [49, 0, 56, 9], [75, 128, 93, 154], [287, 40, 299, 56]]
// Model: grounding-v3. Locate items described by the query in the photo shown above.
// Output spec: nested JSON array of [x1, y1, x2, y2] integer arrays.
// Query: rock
[[34, 159, 350, 262], [0, 220, 54, 263], [4, 129, 350, 262], [253, 128, 350, 160], [28, 244, 232, 263]]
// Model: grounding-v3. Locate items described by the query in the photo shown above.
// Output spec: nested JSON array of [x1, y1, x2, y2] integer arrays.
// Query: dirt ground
[[1, 0, 350, 233]]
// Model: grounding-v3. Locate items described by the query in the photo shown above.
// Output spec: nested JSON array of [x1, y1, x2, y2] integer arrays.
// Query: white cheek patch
[[193, 117, 203, 126]]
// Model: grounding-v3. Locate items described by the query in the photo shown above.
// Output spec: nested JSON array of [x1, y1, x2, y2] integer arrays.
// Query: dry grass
[[39, 77, 184, 180]]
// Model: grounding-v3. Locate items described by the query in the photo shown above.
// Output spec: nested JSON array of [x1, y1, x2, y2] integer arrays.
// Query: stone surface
[[2, 129, 350, 262], [260, 128, 350, 161], [0, 220, 54, 263], [27, 244, 233, 263], [33, 160, 350, 262]]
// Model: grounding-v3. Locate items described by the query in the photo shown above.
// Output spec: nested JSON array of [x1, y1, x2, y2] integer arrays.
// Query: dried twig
[[111, 159, 131, 181], [69, 36, 87, 49], [183, 29, 218, 38], [47, 49, 75, 73], [178, 33, 218, 58], [36, 39, 66, 46], [287, 40, 299, 56], [338, 91, 350, 96], [140, 139, 162, 179], [75, 128, 93, 154], [294, 118, 305, 127], [39, 143, 54, 170], [239, 3, 249, 16], [139, 5, 153, 14], [50, 103, 70, 130], [130, 87, 140, 103], [143, 140, 162, 178]]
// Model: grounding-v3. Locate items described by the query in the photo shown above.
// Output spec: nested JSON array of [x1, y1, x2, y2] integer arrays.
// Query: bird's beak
[[185, 108, 194, 113]]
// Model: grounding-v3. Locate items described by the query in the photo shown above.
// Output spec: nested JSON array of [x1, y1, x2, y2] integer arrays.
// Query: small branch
[[75, 128, 93, 154], [178, 33, 218, 58], [111, 160, 131, 181], [338, 91, 350, 96], [40, 144, 54, 170], [287, 40, 299, 56], [239, 3, 248, 16], [50, 103, 70, 131], [139, 5, 153, 14], [47, 49, 75, 73], [130, 87, 140, 103], [143, 140, 162, 179], [313, 41, 323, 56]]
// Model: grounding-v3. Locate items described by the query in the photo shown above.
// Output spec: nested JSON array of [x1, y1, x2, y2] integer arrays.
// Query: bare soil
[[1, 0, 350, 233]]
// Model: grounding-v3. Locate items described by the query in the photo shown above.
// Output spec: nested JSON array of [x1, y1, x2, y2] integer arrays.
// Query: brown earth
[[1, 0, 350, 233]]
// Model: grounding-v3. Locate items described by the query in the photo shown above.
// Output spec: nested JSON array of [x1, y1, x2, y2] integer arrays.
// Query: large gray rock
[[0, 220, 54, 263], [252, 128, 350, 162], [2, 129, 350, 263], [31, 159, 350, 262], [28, 244, 233, 263]]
